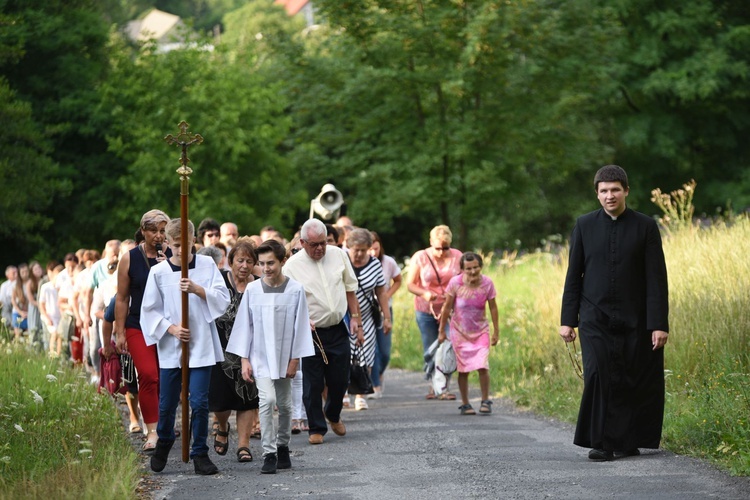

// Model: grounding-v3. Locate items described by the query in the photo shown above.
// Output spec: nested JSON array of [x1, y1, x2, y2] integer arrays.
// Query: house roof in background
[[126, 9, 181, 42], [274, 0, 310, 16]]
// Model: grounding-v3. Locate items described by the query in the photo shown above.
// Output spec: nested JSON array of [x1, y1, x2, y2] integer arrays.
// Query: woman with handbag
[[115, 209, 170, 452], [438, 252, 499, 415], [407, 225, 463, 400], [346, 229, 392, 411]]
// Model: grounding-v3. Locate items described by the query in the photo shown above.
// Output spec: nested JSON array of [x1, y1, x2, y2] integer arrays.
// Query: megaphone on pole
[[309, 183, 344, 220]]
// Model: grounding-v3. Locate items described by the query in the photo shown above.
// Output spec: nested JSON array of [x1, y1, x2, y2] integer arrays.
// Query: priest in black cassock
[[560, 164, 669, 462]]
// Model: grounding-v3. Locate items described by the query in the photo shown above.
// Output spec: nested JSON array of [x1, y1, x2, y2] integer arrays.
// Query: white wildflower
[[78, 449, 93, 456], [46, 374, 58, 382], [0, 456, 10, 463], [30, 390, 43, 404], [14, 424, 24, 433]]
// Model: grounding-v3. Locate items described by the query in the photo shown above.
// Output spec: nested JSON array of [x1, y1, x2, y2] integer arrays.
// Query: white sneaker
[[354, 397, 368, 411], [342, 394, 351, 408], [366, 388, 382, 400]]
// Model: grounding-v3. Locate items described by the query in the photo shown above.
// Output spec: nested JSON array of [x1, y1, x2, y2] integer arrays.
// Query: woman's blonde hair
[[140, 209, 170, 230], [429, 225, 452, 244]]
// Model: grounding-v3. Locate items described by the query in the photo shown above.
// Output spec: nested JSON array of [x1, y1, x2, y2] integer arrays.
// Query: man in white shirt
[[282, 218, 363, 445]]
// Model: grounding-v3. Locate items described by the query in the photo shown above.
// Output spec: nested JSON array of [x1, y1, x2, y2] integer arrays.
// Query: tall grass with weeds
[[660, 219, 750, 474], [390, 185, 750, 475], [0, 325, 141, 499]]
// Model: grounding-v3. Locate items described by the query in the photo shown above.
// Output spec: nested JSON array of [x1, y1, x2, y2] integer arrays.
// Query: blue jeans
[[371, 307, 393, 388], [157, 366, 211, 457], [12, 312, 27, 331], [416, 310, 450, 356]]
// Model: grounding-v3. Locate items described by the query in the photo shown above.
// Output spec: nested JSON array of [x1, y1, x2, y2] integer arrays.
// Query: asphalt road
[[135, 368, 750, 499]]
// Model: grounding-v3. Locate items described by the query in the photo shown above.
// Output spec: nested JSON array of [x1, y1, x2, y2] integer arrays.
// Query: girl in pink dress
[[438, 252, 499, 415]]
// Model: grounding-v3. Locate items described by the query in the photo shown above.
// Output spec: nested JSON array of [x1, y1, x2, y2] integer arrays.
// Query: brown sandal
[[438, 392, 456, 401]]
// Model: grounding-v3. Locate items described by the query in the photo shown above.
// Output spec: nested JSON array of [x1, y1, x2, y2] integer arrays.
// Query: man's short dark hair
[[256, 239, 287, 262], [594, 165, 629, 190], [197, 218, 220, 240]]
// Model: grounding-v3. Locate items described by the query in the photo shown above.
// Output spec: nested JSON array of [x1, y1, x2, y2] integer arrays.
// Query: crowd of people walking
[[1, 165, 667, 475], [1, 212, 501, 476]]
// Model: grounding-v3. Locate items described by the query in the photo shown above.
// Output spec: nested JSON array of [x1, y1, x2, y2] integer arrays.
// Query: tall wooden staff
[[164, 121, 203, 463]]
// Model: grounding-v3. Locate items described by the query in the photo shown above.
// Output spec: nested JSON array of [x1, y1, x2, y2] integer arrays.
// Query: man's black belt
[[314, 320, 345, 333]]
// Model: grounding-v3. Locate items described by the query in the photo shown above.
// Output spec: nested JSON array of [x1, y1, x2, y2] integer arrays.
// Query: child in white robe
[[226, 239, 314, 474], [140, 219, 230, 475]]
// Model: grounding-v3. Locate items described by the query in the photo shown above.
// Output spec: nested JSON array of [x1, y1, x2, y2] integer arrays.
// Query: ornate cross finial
[[164, 121, 203, 182]]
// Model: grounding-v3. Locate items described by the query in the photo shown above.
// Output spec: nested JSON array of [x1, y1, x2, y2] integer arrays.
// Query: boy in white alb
[[140, 219, 230, 475], [226, 240, 314, 474]]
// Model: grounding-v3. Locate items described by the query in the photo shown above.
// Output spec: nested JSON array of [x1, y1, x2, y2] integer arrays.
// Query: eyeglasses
[[433, 246, 450, 251], [304, 241, 327, 249], [291, 248, 301, 254], [205, 231, 220, 238]]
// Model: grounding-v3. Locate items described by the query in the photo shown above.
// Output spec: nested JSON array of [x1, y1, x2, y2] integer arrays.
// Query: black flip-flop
[[213, 423, 229, 456]]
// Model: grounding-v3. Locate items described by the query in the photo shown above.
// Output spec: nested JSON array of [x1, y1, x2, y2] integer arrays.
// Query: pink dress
[[445, 274, 496, 373]]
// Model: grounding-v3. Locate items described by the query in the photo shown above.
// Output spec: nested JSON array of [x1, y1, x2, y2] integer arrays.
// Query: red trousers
[[70, 327, 84, 364], [126, 328, 160, 424]]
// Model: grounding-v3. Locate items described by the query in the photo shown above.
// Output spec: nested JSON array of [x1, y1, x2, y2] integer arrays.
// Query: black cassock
[[561, 208, 669, 451]]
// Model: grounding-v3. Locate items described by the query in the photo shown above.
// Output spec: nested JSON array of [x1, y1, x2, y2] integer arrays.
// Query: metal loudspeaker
[[309, 183, 344, 220]]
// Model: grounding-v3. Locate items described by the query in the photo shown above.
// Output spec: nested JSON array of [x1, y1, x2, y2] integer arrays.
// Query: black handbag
[[348, 346, 374, 395], [369, 292, 384, 330]]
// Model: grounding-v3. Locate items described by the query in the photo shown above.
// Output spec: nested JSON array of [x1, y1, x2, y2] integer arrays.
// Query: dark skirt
[[208, 352, 259, 412]]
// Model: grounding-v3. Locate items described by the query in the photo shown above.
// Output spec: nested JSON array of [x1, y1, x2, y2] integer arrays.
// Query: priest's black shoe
[[276, 445, 291, 469], [588, 449, 613, 461], [261, 453, 277, 474], [614, 449, 640, 459], [193, 454, 219, 475], [150, 439, 174, 472]]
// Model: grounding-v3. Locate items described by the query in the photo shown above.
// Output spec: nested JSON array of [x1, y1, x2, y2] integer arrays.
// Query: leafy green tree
[[0, 79, 70, 259], [609, 0, 750, 214], [0, 0, 113, 263], [276, 0, 623, 251], [98, 32, 303, 238]]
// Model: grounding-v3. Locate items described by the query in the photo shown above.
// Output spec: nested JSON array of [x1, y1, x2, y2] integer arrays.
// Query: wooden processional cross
[[164, 121, 203, 463]]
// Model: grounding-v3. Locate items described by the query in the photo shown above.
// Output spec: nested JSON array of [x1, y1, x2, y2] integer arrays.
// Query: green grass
[[0, 325, 141, 499], [390, 218, 750, 475]]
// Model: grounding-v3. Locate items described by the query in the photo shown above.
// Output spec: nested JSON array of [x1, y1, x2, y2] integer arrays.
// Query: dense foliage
[[1, 0, 749, 265]]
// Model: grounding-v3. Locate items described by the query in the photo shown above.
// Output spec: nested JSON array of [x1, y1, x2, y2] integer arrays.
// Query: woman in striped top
[[346, 229, 392, 411]]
